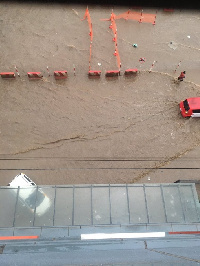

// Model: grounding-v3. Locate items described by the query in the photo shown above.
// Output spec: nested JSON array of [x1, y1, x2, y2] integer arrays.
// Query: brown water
[[1, 4, 200, 185]]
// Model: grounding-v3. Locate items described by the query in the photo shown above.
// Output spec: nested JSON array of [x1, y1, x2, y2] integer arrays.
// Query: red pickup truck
[[180, 97, 200, 117]]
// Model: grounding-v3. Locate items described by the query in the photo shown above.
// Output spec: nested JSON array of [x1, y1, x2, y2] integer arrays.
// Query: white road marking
[[81, 232, 165, 240]]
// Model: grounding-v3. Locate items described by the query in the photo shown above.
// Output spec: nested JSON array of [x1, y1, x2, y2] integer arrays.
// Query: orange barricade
[[89, 42, 92, 71], [82, 7, 94, 71], [115, 10, 156, 25], [82, 7, 93, 42], [101, 9, 156, 72], [116, 47, 121, 70], [115, 10, 140, 21], [140, 13, 156, 24], [102, 12, 121, 70], [0, 72, 15, 79]]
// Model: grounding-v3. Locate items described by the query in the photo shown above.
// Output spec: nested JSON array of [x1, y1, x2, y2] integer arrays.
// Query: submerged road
[[1, 237, 200, 265]]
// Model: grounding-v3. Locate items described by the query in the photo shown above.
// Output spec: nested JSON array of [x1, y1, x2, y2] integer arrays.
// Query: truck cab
[[179, 97, 200, 117]]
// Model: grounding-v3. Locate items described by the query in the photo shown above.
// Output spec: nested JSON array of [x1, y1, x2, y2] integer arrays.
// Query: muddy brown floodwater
[[1, 3, 200, 185]]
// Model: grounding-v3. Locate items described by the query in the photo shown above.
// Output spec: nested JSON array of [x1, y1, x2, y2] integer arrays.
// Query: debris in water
[[168, 41, 178, 50], [72, 9, 79, 17]]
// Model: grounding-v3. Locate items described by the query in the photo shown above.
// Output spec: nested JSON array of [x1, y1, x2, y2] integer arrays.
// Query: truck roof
[[8, 173, 36, 187], [187, 97, 200, 110]]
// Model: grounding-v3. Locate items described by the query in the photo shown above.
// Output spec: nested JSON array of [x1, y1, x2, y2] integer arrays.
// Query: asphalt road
[[1, 237, 200, 265]]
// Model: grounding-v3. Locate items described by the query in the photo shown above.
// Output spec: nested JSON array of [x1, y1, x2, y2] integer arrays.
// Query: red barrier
[[169, 231, 200, 235], [0, 235, 39, 240], [88, 70, 101, 77], [124, 69, 138, 75], [0, 72, 15, 79], [54, 71, 68, 79], [105, 70, 120, 77], [27, 72, 43, 79]]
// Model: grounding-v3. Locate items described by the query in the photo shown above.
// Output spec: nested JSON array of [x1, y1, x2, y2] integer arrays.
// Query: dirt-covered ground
[[1, 3, 200, 185]]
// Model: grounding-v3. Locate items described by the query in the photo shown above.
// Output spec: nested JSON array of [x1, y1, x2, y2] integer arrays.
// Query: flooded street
[[1, 3, 200, 185]]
